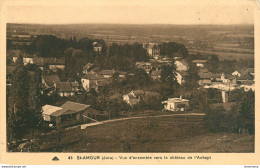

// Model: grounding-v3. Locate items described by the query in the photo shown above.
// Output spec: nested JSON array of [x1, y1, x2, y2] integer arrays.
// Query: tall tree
[[160, 62, 178, 88], [8, 55, 30, 140], [184, 63, 199, 91], [205, 55, 219, 73], [28, 67, 44, 129]]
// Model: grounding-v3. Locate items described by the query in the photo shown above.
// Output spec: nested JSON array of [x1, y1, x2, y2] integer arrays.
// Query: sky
[[1, 0, 256, 25]]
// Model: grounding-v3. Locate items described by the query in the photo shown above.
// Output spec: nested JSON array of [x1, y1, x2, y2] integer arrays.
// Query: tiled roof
[[55, 82, 73, 92], [60, 101, 91, 112], [42, 105, 63, 115], [33, 57, 65, 66], [42, 75, 60, 86], [132, 90, 144, 96], [82, 73, 105, 80]]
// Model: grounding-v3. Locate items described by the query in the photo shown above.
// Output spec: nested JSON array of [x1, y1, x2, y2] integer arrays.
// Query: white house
[[232, 71, 241, 77], [122, 90, 144, 106], [161, 96, 189, 112], [175, 60, 188, 71]]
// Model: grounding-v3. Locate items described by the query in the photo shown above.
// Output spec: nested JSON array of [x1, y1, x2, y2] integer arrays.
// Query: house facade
[[54, 82, 79, 97], [162, 96, 189, 112], [81, 74, 112, 92], [123, 90, 144, 107]]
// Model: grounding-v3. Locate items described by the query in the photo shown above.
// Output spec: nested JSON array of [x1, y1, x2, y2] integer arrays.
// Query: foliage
[[184, 63, 199, 91], [159, 42, 188, 59], [7, 55, 30, 140], [160, 62, 178, 88], [205, 55, 219, 73], [203, 106, 226, 132]]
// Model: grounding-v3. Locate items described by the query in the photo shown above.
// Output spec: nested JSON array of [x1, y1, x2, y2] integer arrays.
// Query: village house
[[150, 69, 161, 80], [176, 71, 187, 85], [192, 59, 207, 67], [123, 90, 145, 107], [118, 71, 127, 80], [54, 81, 80, 97], [175, 60, 188, 71], [33, 57, 65, 71], [93, 42, 102, 53], [198, 69, 214, 85], [81, 74, 112, 92], [12, 54, 35, 65], [42, 101, 100, 128], [161, 96, 189, 112], [42, 75, 61, 87], [40, 75, 61, 95], [232, 70, 242, 77], [136, 62, 152, 74], [237, 68, 255, 84], [222, 73, 237, 84]]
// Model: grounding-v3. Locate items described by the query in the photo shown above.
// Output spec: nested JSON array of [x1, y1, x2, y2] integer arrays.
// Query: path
[[74, 112, 205, 130]]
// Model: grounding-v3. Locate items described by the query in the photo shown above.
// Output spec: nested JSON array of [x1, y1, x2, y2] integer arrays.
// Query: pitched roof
[[55, 82, 73, 92], [245, 68, 254, 74], [192, 60, 207, 64], [81, 73, 105, 80], [132, 90, 144, 96], [60, 101, 91, 112], [151, 70, 161, 76], [82, 63, 94, 71], [42, 75, 61, 86], [42, 105, 63, 115], [99, 70, 115, 76], [96, 79, 112, 86], [238, 71, 254, 80], [43, 101, 92, 117]]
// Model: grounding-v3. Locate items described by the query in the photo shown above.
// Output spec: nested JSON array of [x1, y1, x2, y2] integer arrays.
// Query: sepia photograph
[[1, 0, 259, 165]]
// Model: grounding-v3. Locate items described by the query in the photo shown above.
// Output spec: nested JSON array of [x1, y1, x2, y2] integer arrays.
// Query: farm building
[[42, 101, 100, 128]]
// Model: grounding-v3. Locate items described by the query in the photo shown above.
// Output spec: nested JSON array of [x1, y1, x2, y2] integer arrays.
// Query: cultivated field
[[41, 115, 254, 153]]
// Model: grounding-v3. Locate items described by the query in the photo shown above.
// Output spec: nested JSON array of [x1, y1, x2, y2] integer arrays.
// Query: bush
[[203, 106, 226, 132]]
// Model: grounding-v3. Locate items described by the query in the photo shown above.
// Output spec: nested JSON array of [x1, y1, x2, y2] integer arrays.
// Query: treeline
[[202, 90, 255, 135], [100, 43, 149, 71], [159, 42, 188, 59], [7, 56, 46, 150]]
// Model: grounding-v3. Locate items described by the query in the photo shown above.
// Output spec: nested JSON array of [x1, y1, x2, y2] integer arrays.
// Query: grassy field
[[188, 49, 254, 61], [41, 115, 254, 153]]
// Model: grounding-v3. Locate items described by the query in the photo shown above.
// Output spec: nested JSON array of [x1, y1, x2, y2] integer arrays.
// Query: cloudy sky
[[2, 0, 256, 25]]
